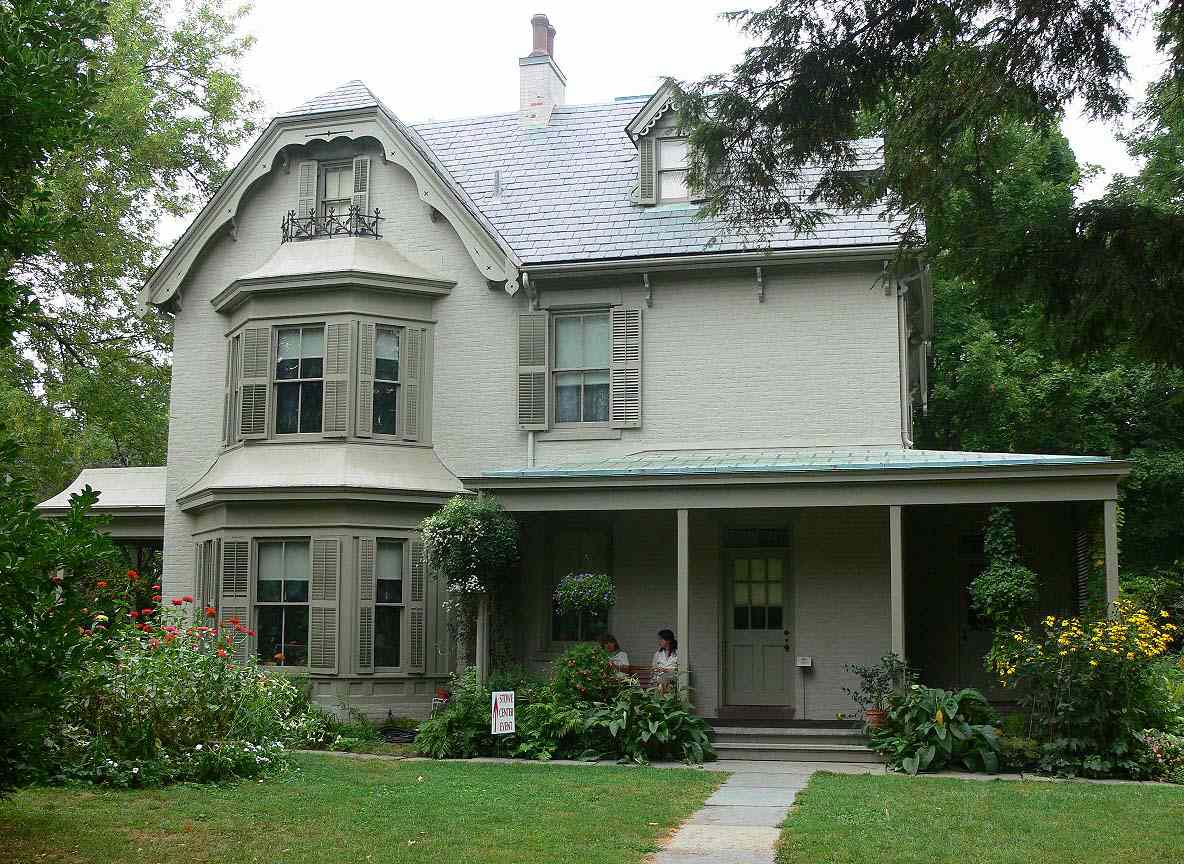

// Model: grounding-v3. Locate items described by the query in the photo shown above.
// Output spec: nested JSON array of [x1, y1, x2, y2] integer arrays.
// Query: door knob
[[783, 630, 790, 636]]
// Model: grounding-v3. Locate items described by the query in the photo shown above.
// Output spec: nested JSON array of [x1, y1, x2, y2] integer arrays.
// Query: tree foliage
[[970, 507, 1040, 631]]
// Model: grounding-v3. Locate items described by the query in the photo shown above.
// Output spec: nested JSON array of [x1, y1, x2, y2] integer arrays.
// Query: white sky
[[234, 0, 1166, 196]]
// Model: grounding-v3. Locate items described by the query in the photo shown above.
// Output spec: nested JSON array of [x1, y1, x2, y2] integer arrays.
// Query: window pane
[[659, 138, 688, 169], [300, 357, 323, 379], [285, 542, 309, 582], [375, 327, 399, 365], [555, 372, 581, 422], [375, 358, 398, 382], [377, 542, 403, 580], [324, 165, 352, 200], [302, 327, 324, 359], [583, 315, 610, 369], [659, 169, 688, 201], [377, 578, 403, 604], [277, 328, 301, 361], [373, 382, 398, 435], [259, 542, 284, 581], [581, 608, 606, 640], [276, 358, 299, 380], [300, 381, 323, 433], [283, 606, 309, 666], [257, 580, 282, 602], [257, 606, 283, 663], [283, 579, 309, 603], [583, 370, 609, 422], [276, 382, 300, 433], [555, 317, 582, 368], [552, 605, 580, 641], [375, 606, 401, 667]]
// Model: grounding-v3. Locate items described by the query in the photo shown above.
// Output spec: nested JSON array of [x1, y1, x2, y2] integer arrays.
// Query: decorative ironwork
[[281, 207, 383, 243]]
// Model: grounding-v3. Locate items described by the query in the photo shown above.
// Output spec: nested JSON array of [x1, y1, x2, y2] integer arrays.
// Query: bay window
[[256, 540, 310, 667], [374, 540, 404, 668], [373, 325, 401, 435], [275, 325, 324, 434]]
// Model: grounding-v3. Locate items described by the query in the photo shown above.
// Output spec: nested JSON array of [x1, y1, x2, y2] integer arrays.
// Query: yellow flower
[[1089, 659, 1099, 667], [935, 708, 945, 726]]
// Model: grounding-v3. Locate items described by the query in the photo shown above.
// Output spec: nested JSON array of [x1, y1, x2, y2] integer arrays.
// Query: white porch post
[[889, 505, 905, 660], [475, 594, 490, 685], [1104, 498, 1120, 613], [676, 508, 690, 690]]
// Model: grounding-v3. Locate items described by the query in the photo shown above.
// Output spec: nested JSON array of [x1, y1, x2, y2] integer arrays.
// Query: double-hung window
[[657, 137, 689, 203], [553, 312, 610, 424], [373, 325, 401, 435], [256, 540, 310, 667], [275, 325, 324, 434], [374, 540, 404, 668], [320, 161, 353, 217]]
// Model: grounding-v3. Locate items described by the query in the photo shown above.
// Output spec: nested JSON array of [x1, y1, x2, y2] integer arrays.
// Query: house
[[41, 14, 1128, 731]]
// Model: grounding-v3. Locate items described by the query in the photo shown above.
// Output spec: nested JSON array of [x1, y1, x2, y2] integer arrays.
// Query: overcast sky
[[236, 0, 1167, 198]]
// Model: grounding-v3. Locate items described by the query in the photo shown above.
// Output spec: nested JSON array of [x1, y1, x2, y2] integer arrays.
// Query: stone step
[[710, 726, 866, 748], [711, 741, 883, 763]]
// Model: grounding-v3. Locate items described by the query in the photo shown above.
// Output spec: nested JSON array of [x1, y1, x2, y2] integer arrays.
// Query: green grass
[[0, 753, 721, 864], [778, 772, 1184, 864]]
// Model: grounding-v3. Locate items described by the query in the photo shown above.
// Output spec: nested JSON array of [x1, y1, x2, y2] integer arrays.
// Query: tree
[[676, 1, 1184, 361]]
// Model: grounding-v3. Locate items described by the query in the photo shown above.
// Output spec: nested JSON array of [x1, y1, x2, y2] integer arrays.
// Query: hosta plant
[[584, 686, 715, 765], [870, 685, 1001, 775]]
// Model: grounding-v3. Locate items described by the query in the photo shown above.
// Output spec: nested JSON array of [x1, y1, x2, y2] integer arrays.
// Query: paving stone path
[[653, 760, 880, 864]]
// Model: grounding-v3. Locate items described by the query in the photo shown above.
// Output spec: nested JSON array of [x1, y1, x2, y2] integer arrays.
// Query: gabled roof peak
[[279, 80, 381, 118]]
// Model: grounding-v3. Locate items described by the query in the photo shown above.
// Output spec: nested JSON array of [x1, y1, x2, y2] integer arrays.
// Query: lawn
[[0, 753, 721, 864], [778, 772, 1184, 864]]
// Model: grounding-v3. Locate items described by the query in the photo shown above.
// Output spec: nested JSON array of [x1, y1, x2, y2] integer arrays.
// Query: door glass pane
[[767, 606, 783, 629], [583, 370, 609, 422], [583, 315, 610, 368], [555, 317, 582, 368], [751, 605, 767, 629], [324, 164, 352, 200], [733, 581, 750, 607], [734, 559, 749, 581], [555, 372, 581, 422], [375, 606, 401, 667], [751, 581, 767, 610], [768, 580, 783, 607], [751, 558, 767, 581], [734, 606, 749, 630]]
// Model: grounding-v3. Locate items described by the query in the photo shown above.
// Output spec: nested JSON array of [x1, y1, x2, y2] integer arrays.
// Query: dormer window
[[320, 161, 355, 217], [657, 137, 689, 203]]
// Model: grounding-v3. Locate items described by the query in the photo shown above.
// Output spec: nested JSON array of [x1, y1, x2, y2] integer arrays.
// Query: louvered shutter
[[309, 537, 340, 675], [321, 321, 352, 437], [238, 327, 271, 440], [351, 156, 370, 217], [517, 312, 549, 429], [609, 307, 642, 428], [296, 161, 317, 217], [219, 539, 251, 663], [356, 322, 375, 437], [407, 536, 427, 673], [357, 536, 376, 673], [222, 340, 234, 446], [638, 138, 656, 204], [402, 327, 425, 441]]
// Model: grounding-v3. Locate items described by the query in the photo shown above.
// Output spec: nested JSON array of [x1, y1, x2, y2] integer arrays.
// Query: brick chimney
[[519, 14, 565, 126]]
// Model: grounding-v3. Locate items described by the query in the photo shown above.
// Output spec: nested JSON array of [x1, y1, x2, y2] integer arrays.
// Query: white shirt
[[608, 650, 629, 669], [652, 648, 678, 671]]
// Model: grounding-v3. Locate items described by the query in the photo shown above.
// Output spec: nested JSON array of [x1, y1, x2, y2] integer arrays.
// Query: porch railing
[[280, 207, 383, 243]]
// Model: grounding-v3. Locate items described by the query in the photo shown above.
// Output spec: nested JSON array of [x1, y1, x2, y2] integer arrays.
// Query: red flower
[[228, 616, 241, 626], [151, 594, 162, 602], [96, 580, 108, 589], [247, 629, 256, 638], [182, 595, 193, 603], [130, 610, 141, 620], [151, 584, 161, 591], [171, 598, 183, 606], [205, 607, 217, 618], [148, 638, 161, 649], [217, 648, 228, 658], [142, 608, 155, 615], [164, 632, 176, 642], [127, 570, 139, 581]]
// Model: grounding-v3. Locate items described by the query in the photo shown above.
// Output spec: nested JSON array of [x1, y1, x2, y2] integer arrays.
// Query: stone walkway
[[653, 760, 880, 864]]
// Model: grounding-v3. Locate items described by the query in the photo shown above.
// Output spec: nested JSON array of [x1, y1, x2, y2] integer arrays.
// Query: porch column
[[1104, 498, 1120, 613], [475, 594, 490, 685], [889, 504, 905, 660], [676, 508, 690, 689]]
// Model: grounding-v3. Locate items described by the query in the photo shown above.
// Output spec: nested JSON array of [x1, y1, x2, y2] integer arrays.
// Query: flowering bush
[[553, 571, 615, 615], [1137, 729, 1184, 784], [992, 601, 1178, 777], [550, 643, 625, 704], [421, 495, 518, 597]]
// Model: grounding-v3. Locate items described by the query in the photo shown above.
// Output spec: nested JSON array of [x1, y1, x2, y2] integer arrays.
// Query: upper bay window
[[275, 325, 324, 435], [553, 313, 610, 424], [657, 137, 689, 203], [373, 325, 401, 435]]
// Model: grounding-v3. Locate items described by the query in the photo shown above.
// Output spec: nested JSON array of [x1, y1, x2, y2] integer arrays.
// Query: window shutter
[[407, 536, 427, 673], [609, 307, 643, 428], [238, 327, 271, 440], [351, 156, 370, 216], [357, 536, 376, 674], [219, 539, 251, 663], [222, 340, 234, 446], [309, 537, 340, 675], [402, 327, 425, 442], [296, 161, 317, 216], [638, 138, 656, 205], [517, 312, 549, 430], [195, 538, 220, 613], [321, 321, 352, 438], [356, 322, 375, 438]]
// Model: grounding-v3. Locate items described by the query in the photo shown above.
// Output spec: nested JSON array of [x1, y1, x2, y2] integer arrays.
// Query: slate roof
[[481, 447, 1127, 479], [281, 81, 899, 265]]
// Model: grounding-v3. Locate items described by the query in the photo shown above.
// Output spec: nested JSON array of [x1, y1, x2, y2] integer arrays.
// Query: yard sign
[[491, 690, 515, 735]]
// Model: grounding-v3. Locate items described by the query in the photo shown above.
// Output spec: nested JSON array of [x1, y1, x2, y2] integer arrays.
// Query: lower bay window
[[256, 539, 310, 666], [374, 540, 404, 668]]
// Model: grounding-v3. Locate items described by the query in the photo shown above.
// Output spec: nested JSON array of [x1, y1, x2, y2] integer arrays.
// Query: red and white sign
[[491, 690, 516, 735]]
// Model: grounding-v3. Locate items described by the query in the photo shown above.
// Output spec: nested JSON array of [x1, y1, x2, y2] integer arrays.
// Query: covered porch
[[471, 448, 1128, 721]]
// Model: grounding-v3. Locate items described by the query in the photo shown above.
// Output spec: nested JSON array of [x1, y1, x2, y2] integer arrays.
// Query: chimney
[[519, 13, 566, 126]]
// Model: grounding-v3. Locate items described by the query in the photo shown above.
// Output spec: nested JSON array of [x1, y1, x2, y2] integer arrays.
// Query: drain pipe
[[896, 278, 913, 448], [527, 429, 536, 468]]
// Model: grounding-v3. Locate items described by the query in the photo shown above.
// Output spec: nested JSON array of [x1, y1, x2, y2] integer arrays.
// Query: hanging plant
[[554, 571, 616, 615]]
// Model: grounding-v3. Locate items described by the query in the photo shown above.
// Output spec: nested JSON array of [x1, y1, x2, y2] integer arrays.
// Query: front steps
[[709, 725, 883, 763]]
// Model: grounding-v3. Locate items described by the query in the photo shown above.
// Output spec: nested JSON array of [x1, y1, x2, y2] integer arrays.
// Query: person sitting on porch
[[600, 634, 629, 670], [651, 629, 678, 690]]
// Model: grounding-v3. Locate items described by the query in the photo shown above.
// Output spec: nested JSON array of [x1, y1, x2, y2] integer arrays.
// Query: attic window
[[657, 137, 689, 203]]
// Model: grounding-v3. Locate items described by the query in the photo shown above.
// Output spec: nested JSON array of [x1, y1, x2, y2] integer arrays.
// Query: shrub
[[970, 506, 1040, 632], [553, 571, 615, 615], [585, 687, 715, 765], [550, 643, 625, 704], [993, 602, 1177, 777], [514, 695, 588, 761], [414, 667, 511, 759], [488, 663, 547, 704], [421, 496, 518, 598], [842, 653, 915, 714], [870, 685, 1000, 775], [1137, 729, 1184, 784]]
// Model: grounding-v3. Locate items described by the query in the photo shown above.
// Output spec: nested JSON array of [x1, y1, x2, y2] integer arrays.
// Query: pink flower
[[181, 595, 193, 603], [171, 598, 183, 606]]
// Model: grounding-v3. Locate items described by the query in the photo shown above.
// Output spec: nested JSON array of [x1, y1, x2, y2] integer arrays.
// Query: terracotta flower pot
[[865, 707, 888, 728]]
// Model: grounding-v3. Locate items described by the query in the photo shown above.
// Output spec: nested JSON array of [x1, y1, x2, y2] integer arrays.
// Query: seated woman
[[599, 634, 629, 670], [651, 629, 678, 691]]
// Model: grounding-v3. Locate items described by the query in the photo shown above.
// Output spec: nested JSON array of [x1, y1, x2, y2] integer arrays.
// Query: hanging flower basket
[[553, 571, 615, 616]]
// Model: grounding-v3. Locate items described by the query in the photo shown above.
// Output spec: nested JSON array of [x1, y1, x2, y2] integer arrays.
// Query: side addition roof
[[37, 467, 166, 514]]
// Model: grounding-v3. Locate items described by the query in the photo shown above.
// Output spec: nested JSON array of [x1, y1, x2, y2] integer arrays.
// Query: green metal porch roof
[[480, 447, 1124, 481]]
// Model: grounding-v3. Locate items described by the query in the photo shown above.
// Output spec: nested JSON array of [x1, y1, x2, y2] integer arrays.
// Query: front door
[[725, 551, 794, 706]]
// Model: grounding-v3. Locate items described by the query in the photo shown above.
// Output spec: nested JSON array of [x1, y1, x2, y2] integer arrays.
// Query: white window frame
[[551, 311, 611, 426], [656, 136, 690, 204], [319, 160, 354, 218]]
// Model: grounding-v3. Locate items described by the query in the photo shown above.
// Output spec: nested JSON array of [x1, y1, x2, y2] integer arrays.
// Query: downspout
[[527, 430, 536, 468], [897, 279, 914, 448]]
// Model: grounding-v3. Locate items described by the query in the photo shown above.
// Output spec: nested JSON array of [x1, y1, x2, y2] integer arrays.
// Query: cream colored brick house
[[42, 15, 1127, 731]]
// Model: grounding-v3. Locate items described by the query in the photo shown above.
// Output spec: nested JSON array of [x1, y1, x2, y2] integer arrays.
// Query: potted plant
[[553, 571, 615, 616], [843, 653, 914, 728]]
